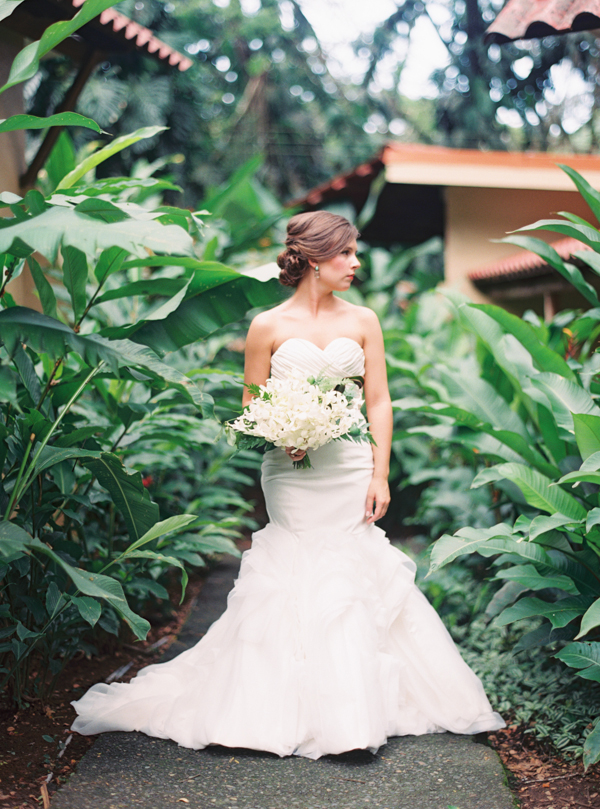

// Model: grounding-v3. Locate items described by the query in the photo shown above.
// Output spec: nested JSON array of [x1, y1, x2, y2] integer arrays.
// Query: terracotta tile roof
[[72, 0, 193, 70], [484, 0, 600, 44], [468, 237, 591, 282], [382, 141, 600, 172], [287, 156, 384, 209], [382, 142, 600, 191]]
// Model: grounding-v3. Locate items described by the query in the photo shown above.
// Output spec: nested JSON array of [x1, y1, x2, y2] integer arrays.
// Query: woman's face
[[317, 240, 360, 290]]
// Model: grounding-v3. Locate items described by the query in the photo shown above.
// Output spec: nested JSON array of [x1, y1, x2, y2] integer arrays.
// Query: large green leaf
[[30, 538, 149, 638], [45, 130, 77, 191], [31, 446, 103, 477], [56, 127, 166, 190], [528, 512, 583, 541], [0, 525, 149, 637], [393, 397, 557, 476], [95, 276, 189, 305], [573, 414, 600, 460], [0, 113, 103, 134], [62, 245, 88, 322], [495, 595, 594, 628], [103, 273, 285, 354], [555, 641, 600, 683], [0, 307, 123, 370], [96, 259, 239, 303], [513, 217, 600, 258], [578, 598, 600, 638], [119, 515, 197, 556], [121, 551, 188, 602], [0, 206, 193, 263], [94, 246, 128, 284], [471, 463, 587, 519], [180, 533, 242, 556], [558, 164, 600, 225], [80, 453, 158, 542], [527, 373, 600, 434], [0, 520, 30, 556], [0, 309, 212, 413], [498, 235, 599, 306], [575, 250, 600, 279], [495, 564, 579, 594], [468, 304, 577, 380], [105, 338, 214, 414], [28, 256, 57, 318], [436, 367, 531, 438], [0, 0, 119, 95], [70, 595, 102, 627], [454, 304, 522, 389], [0, 0, 25, 23], [429, 523, 545, 573], [584, 717, 600, 771], [537, 403, 568, 464], [558, 452, 600, 486]]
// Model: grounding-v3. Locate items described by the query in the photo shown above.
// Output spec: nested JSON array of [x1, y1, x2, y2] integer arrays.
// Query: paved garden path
[[54, 558, 516, 809]]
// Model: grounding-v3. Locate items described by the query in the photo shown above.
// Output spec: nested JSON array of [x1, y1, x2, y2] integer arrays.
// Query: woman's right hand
[[285, 447, 307, 462]]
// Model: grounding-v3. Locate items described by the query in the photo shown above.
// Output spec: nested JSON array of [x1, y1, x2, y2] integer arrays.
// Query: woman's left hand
[[285, 446, 307, 462], [365, 476, 390, 524]]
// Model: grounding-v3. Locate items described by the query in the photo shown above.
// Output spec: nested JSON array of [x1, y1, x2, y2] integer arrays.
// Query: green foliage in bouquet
[[227, 374, 375, 469]]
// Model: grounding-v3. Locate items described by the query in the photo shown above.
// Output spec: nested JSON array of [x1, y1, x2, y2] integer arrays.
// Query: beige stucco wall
[[444, 185, 596, 303], [0, 30, 39, 309]]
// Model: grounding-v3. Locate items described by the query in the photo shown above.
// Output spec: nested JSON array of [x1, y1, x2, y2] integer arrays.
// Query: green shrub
[[0, 14, 285, 705], [386, 167, 600, 767]]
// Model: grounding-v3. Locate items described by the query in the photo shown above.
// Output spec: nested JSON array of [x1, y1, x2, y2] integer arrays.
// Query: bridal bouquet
[[226, 370, 374, 468]]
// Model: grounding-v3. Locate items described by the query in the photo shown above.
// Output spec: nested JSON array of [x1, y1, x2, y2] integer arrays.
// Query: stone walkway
[[54, 557, 516, 809]]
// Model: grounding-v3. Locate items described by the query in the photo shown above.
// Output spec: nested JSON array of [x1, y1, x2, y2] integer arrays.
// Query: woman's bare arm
[[242, 314, 274, 407], [361, 308, 392, 524]]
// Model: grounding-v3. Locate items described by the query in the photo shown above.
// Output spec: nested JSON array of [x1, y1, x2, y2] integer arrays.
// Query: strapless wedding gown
[[71, 337, 504, 759]]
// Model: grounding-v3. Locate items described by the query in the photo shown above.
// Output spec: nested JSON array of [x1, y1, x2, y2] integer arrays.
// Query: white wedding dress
[[71, 337, 504, 759]]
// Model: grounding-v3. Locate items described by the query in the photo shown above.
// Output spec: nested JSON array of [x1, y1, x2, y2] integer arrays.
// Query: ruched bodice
[[71, 337, 504, 758], [271, 337, 365, 380]]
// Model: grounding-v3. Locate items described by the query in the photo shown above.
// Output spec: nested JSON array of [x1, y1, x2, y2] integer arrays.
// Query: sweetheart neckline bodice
[[271, 337, 364, 360], [270, 336, 365, 380]]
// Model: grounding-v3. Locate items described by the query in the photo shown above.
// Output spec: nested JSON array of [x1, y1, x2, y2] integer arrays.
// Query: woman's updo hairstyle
[[277, 211, 359, 287]]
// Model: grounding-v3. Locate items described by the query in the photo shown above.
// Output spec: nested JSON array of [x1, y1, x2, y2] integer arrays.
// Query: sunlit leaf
[[495, 595, 593, 628], [0, 112, 103, 134], [472, 463, 586, 520], [56, 126, 167, 190], [0, 0, 119, 95]]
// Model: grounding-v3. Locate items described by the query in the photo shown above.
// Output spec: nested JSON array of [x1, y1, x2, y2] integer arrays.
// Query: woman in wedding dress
[[71, 211, 504, 759]]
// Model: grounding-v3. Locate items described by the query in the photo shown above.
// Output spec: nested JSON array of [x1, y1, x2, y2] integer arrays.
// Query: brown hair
[[276, 211, 359, 287]]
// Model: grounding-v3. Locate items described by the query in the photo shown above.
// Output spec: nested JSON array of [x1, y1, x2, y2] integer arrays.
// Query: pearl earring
[[314, 264, 320, 278]]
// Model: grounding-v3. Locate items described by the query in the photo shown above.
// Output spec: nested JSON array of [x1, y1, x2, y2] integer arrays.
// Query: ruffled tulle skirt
[[71, 442, 504, 758]]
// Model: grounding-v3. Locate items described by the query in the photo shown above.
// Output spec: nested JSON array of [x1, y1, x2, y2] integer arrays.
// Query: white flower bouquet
[[226, 370, 375, 469]]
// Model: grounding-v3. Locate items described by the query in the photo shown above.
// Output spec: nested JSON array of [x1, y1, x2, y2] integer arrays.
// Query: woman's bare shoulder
[[249, 303, 286, 332], [340, 300, 380, 328], [246, 305, 288, 347]]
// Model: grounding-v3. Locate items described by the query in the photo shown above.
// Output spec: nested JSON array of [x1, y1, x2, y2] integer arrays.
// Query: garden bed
[[0, 573, 207, 809], [489, 723, 600, 809]]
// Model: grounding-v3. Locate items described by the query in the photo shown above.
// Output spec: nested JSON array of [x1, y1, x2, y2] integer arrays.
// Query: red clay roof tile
[[485, 0, 600, 44]]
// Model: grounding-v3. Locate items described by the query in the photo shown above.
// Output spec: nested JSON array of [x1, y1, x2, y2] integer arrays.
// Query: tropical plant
[[0, 6, 284, 706], [383, 166, 600, 768]]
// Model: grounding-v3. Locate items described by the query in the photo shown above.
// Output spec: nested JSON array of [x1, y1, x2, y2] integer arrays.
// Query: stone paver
[[54, 557, 516, 809]]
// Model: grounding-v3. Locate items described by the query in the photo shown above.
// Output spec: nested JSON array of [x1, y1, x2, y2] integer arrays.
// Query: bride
[[71, 211, 504, 759]]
